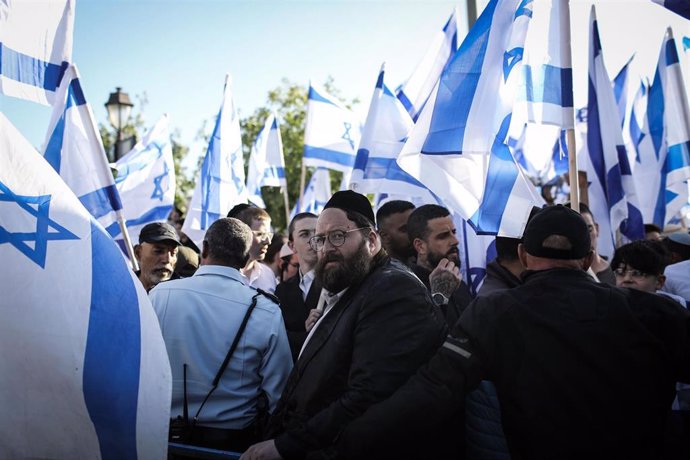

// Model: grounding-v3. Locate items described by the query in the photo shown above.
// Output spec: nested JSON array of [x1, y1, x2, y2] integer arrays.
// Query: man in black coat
[[274, 212, 321, 362], [241, 191, 447, 460], [336, 205, 690, 460]]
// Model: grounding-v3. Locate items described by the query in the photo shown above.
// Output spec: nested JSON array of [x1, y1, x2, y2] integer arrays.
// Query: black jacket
[[266, 256, 447, 459], [275, 274, 322, 363], [411, 263, 473, 327], [337, 268, 690, 460]]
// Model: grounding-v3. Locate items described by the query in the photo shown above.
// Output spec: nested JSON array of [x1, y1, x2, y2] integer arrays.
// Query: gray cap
[[138, 222, 181, 246]]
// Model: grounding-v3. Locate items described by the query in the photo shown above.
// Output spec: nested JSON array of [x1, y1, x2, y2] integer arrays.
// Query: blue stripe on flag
[[421, 0, 497, 155], [648, 68, 664, 160], [396, 89, 414, 114], [523, 64, 574, 107], [666, 37, 680, 65], [360, 156, 427, 186], [0, 43, 68, 91], [83, 222, 140, 459], [79, 185, 123, 218], [684, 37, 690, 51], [666, 141, 690, 172], [107, 205, 173, 238], [303, 146, 356, 167], [44, 115, 67, 173], [308, 86, 337, 106]]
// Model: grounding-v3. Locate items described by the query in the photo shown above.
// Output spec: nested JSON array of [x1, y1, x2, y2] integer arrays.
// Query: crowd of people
[[131, 192, 690, 459]]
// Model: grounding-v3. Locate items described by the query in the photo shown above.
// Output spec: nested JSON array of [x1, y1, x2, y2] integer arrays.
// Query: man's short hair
[[407, 204, 450, 242], [611, 240, 668, 276], [495, 236, 521, 262], [376, 200, 415, 230], [234, 206, 271, 227], [644, 223, 662, 235], [564, 201, 593, 220], [204, 218, 252, 268], [288, 212, 318, 242]]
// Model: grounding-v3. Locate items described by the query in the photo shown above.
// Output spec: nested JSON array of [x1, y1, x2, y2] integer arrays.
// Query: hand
[[305, 308, 322, 332], [240, 439, 282, 460], [429, 258, 461, 298]]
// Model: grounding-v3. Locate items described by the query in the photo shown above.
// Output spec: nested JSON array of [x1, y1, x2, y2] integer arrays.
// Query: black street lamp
[[104, 87, 134, 162]]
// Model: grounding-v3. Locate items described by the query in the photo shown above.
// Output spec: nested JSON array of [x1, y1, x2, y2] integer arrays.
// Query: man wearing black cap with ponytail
[[335, 205, 690, 460], [242, 190, 447, 460]]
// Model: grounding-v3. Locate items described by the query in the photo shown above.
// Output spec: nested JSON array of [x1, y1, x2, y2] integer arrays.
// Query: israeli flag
[[455, 213, 497, 297], [0, 113, 171, 458], [247, 113, 287, 208], [350, 67, 436, 203], [42, 64, 123, 234], [612, 56, 634, 128], [651, 0, 690, 19], [396, 8, 460, 121], [397, 0, 543, 238], [0, 0, 74, 105], [509, 122, 566, 186], [582, 7, 644, 257], [183, 75, 248, 248], [302, 84, 361, 174], [290, 168, 331, 219], [517, 0, 574, 128], [647, 28, 690, 227], [111, 115, 175, 248]]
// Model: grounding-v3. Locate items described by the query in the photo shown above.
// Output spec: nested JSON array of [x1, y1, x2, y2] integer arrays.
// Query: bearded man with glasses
[[241, 190, 449, 460]]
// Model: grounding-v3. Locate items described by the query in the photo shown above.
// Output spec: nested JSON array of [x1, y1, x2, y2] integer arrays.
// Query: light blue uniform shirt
[[150, 265, 292, 429]]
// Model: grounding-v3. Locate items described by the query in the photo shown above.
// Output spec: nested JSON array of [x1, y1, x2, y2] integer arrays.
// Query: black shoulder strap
[[192, 291, 261, 425]]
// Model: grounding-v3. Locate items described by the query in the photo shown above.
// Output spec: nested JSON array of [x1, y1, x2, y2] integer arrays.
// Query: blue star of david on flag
[[150, 162, 169, 201], [0, 181, 79, 269], [342, 122, 355, 149]]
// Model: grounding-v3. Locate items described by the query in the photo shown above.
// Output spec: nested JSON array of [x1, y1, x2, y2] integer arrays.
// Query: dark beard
[[315, 241, 371, 293], [428, 247, 460, 269]]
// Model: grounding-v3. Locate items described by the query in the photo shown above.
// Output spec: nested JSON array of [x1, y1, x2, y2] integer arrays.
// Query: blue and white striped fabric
[[290, 168, 331, 219], [647, 28, 690, 227], [111, 115, 175, 249], [397, 0, 543, 238], [612, 56, 634, 128], [652, 0, 690, 19], [455, 212, 497, 296], [0, 113, 171, 459], [183, 75, 248, 248], [42, 64, 123, 234], [302, 84, 361, 174], [247, 113, 287, 208], [350, 67, 436, 203], [509, 122, 566, 185], [517, 0, 574, 128], [396, 8, 460, 121], [583, 7, 644, 257], [0, 0, 74, 105]]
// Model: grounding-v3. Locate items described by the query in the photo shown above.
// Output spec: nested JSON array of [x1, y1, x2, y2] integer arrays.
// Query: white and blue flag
[[350, 67, 436, 203], [517, 0, 574, 128], [582, 7, 644, 257], [111, 115, 175, 249], [42, 64, 123, 234], [247, 113, 287, 208], [291, 168, 331, 219], [397, 0, 543, 238], [183, 75, 248, 247], [396, 8, 460, 121], [0, 0, 74, 105], [302, 84, 361, 174], [652, 0, 690, 19], [647, 28, 690, 227], [612, 56, 635, 128], [0, 112, 171, 458]]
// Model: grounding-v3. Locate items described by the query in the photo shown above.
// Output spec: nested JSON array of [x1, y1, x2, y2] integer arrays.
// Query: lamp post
[[104, 87, 134, 162]]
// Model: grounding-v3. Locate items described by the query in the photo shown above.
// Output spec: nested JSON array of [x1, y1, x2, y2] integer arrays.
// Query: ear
[[413, 237, 426, 256], [133, 244, 142, 262], [366, 229, 378, 253], [201, 240, 210, 260], [655, 274, 666, 291], [580, 250, 594, 271], [517, 243, 529, 269], [288, 240, 295, 251]]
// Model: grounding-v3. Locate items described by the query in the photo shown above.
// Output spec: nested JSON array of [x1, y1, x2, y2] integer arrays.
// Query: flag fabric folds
[[183, 75, 248, 248], [247, 113, 287, 208], [647, 28, 690, 227], [0, 0, 75, 105], [582, 7, 644, 257], [651, 0, 690, 20], [396, 8, 460, 121], [302, 84, 361, 174], [518, 0, 574, 128], [291, 168, 331, 219], [0, 112, 171, 459], [42, 64, 123, 234], [612, 56, 634, 128], [397, 0, 543, 237], [111, 115, 175, 247], [350, 67, 436, 203]]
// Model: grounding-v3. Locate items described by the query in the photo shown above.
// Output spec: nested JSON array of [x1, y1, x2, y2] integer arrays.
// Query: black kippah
[[323, 190, 376, 226]]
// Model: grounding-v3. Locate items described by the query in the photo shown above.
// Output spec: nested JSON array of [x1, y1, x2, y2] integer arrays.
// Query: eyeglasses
[[309, 227, 370, 252], [613, 268, 652, 279], [252, 230, 274, 242]]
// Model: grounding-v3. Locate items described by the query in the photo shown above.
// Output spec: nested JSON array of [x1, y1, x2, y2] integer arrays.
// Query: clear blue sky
[[2, 0, 689, 161]]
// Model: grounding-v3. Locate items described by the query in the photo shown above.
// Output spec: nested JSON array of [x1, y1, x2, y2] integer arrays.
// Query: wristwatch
[[431, 292, 449, 306]]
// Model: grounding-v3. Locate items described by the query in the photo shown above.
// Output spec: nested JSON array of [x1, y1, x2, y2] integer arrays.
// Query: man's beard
[[428, 246, 460, 269], [315, 240, 371, 293]]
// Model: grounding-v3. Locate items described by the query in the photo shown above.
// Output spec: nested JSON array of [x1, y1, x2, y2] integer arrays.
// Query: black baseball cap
[[522, 205, 591, 260], [139, 222, 181, 246]]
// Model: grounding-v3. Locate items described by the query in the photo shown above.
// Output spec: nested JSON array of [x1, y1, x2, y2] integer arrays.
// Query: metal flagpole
[[116, 211, 139, 271]]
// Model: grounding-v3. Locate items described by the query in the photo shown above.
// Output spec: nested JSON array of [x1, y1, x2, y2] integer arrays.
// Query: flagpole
[[564, 0, 579, 212], [299, 162, 306, 213], [282, 186, 291, 226], [117, 211, 139, 271]]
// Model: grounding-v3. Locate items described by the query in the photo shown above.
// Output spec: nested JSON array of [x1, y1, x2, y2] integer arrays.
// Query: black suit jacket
[[275, 273, 322, 363]]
